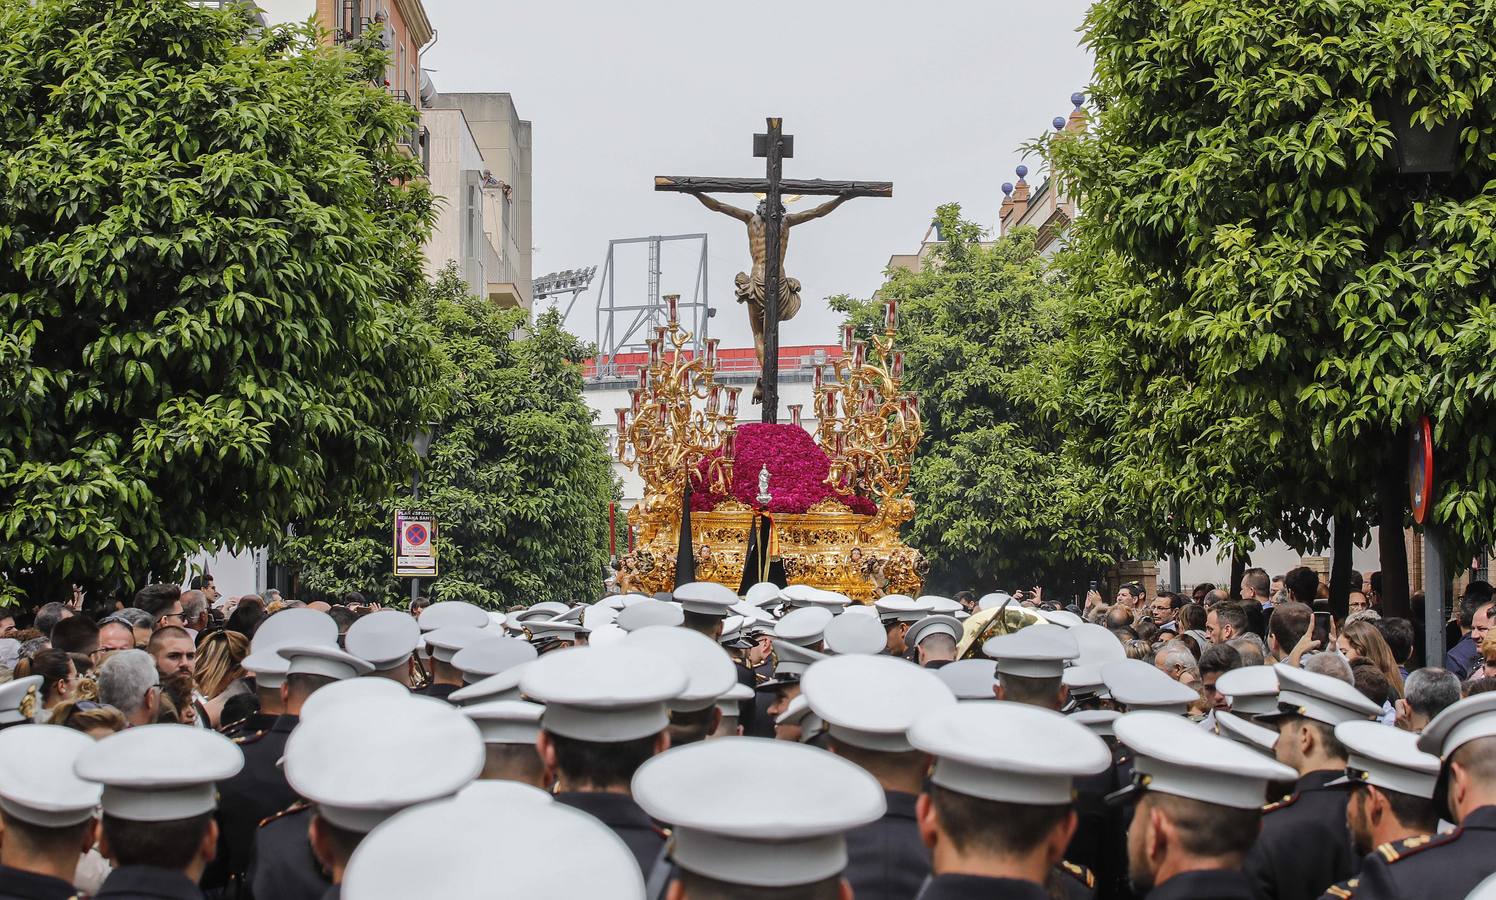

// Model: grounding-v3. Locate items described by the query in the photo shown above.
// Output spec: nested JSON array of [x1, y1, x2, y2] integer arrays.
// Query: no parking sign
[[394, 510, 438, 577]]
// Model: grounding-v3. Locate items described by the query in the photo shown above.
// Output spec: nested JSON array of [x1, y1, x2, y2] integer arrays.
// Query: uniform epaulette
[[258, 800, 311, 830], [219, 715, 249, 734], [231, 729, 268, 745], [1323, 877, 1357, 898], [1375, 831, 1456, 863], [1263, 793, 1299, 813], [1060, 860, 1095, 888]]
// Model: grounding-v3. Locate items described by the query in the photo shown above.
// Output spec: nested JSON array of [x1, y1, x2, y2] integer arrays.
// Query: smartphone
[[1312, 600, 1332, 649]]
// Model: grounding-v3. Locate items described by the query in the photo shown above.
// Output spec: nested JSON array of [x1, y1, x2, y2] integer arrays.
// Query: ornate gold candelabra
[[616, 295, 737, 545], [814, 299, 922, 514], [613, 295, 927, 601]]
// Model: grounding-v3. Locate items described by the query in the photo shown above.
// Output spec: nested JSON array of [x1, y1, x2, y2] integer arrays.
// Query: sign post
[[394, 510, 438, 602]]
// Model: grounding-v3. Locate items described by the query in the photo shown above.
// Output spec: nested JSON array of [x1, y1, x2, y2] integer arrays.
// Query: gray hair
[[180, 590, 207, 621], [264, 589, 283, 604], [98, 649, 158, 715], [103, 608, 153, 630], [1345, 609, 1382, 627], [1405, 667, 1461, 721], [1227, 634, 1268, 667], [1155, 640, 1200, 680], [1302, 651, 1354, 684]]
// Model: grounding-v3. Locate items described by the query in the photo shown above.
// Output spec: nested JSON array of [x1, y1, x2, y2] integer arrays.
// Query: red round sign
[[1409, 415, 1434, 525], [403, 523, 429, 546]]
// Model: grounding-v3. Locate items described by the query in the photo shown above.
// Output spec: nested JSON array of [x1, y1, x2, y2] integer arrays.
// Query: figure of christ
[[688, 192, 851, 404]]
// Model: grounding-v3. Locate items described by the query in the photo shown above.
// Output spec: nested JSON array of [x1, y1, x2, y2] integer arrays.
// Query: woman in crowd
[[15, 648, 79, 721], [194, 629, 250, 728], [1338, 619, 1405, 698]]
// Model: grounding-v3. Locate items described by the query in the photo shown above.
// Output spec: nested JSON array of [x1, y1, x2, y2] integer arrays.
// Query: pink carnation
[[691, 423, 877, 515]]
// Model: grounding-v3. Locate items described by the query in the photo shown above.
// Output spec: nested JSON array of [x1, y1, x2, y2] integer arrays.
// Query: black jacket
[[207, 714, 300, 889], [846, 791, 929, 900], [1146, 869, 1254, 900], [0, 865, 79, 900], [555, 791, 665, 877], [94, 866, 202, 900], [1243, 770, 1357, 900], [916, 874, 1050, 900], [246, 803, 330, 900], [1348, 805, 1496, 900]]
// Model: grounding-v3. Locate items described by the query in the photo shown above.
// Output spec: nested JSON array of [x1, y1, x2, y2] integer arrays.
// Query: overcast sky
[[423, 0, 1096, 351]]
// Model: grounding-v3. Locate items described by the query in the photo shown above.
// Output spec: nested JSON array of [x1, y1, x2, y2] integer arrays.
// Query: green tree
[[281, 267, 618, 608], [1045, 0, 1496, 616], [0, 0, 437, 602], [834, 206, 1137, 595]]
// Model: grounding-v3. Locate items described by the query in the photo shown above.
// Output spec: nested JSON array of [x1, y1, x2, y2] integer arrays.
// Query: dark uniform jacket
[[846, 790, 929, 900], [1146, 869, 1254, 900], [1347, 806, 1496, 900], [1070, 739, 1136, 900], [93, 866, 203, 899], [420, 682, 459, 704], [207, 714, 300, 890], [1244, 770, 1357, 900], [247, 803, 331, 900], [0, 865, 79, 900], [219, 711, 275, 742], [555, 791, 665, 876], [916, 874, 1050, 900]]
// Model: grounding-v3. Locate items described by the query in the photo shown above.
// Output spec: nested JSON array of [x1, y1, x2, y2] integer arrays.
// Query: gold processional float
[[613, 296, 930, 604]]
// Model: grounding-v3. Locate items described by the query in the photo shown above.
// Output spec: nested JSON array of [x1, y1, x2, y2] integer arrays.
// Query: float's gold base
[[621, 498, 925, 602]]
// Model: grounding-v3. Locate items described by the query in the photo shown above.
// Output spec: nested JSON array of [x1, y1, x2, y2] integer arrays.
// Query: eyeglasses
[[159, 612, 185, 624]]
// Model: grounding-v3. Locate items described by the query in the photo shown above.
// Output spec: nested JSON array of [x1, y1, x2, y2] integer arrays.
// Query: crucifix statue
[[657, 117, 892, 423]]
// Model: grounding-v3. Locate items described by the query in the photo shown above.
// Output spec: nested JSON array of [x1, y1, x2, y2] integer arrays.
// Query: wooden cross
[[656, 117, 892, 424]]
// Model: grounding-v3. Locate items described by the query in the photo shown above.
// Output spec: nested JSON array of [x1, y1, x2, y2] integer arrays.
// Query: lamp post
[[408, 427, 434, 603], [1375, 93, 1460, 666]]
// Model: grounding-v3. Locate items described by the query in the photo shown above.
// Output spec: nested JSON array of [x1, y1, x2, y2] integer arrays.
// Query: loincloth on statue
[[734, 271, 802, 321]]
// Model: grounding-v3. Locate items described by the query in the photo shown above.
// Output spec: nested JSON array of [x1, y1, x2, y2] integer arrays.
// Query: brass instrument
[[956, 601, 1046, 659]]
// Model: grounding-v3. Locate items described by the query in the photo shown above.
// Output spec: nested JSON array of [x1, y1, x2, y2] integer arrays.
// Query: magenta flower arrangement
[[691, 423, 878, 515]]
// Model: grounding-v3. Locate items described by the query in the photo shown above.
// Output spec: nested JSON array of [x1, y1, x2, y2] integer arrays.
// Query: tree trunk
[[1378, 440, 1412, 620], [1329, 516, 1352, 621], [1230, 550, 1248, 603]]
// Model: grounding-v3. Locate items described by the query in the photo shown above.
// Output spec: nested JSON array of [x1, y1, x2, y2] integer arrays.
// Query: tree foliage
[[281, 267, 618, 608], [833, 206, 1136, 594], [0, 0, 436, 601], [1043, 0, 1496, 576]]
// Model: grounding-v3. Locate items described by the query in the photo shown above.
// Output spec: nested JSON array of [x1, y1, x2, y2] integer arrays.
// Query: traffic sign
[[394, 510, 438, 578]]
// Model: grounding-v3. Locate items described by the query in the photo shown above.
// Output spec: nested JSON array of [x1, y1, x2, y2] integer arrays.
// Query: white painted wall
[[253, 0, 314, 27]]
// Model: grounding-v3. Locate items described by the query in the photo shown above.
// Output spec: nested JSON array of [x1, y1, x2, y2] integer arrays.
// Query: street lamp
[[1374, 95, 1462, 176], [407, 426, 435, 602]]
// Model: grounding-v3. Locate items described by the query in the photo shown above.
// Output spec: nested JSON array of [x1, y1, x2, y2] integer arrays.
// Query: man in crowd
[[1115, 712, 1296, 898], [1395, 668, 1461, 733], [909, 701, 1108, 898], [1241, 568, 1273, 610], [96, 620, 136, 656], [179, 589, 210, 637], [77, 726, 242, 897], [1206, 601, 1248, 645], [1321, 721, 1441, 898], [96, 649, 162, 727], [1247, 665, 1382, 900], [0, 725, 102, 898], [521, 643, 687, 875], [148, 626, 197, 680], [1116, 582, 1145, 612], [1350, 693, 1496, 898], [1445, 583, 1494, 681], [1199, 642, 1242, 717], [1267, 602, 1312, 662], [1149, 593, 1183, 634], [133, 583, 186, 630], [32, 602, 71, 640]]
